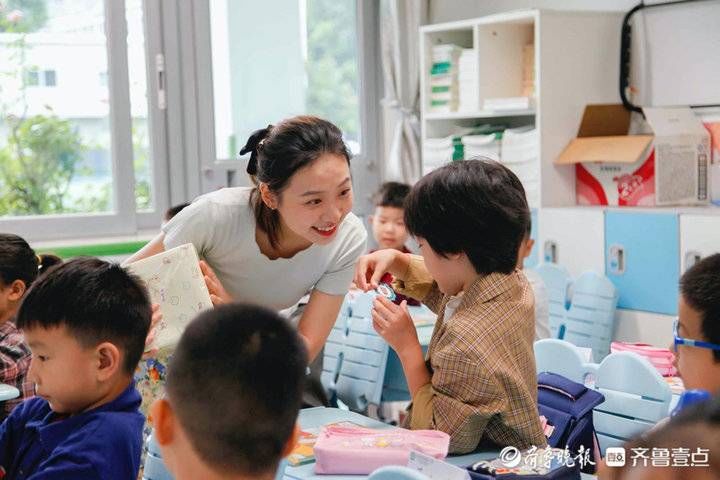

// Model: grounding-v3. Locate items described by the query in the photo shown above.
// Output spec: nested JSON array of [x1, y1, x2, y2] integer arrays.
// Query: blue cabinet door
[[524, 208, 539, 268], [604, 211, 679, 315]]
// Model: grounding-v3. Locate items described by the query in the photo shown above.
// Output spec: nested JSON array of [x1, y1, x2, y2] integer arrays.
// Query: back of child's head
[[164, 203, 190, 223], [0, 233, 62, 288], [165, 303, 307, 476], [679, 253, 720, 362], [404, 159, 529, 275], [373, 182, 411, 209], [16, 257, 151, 374], [604, 396, 720, 479]]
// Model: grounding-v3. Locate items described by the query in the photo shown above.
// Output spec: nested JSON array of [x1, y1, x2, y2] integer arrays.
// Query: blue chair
[[593, 351, 672, 454], [142, 432, 174, 480], [321, 292, 390, 413], [368, 466, 431, 480], [563, 271, 619, 362], [534, 338, 598, 385], [320, 296, 352, 403], [334, 291, 390, 412], [533, 263, 571, 339]]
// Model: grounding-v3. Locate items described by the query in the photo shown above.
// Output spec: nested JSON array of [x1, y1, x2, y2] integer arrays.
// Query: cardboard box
[[556, 105, 710, 206]]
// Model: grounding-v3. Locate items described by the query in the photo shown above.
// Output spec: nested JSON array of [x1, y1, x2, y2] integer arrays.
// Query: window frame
[[0, 0, 170, 241]]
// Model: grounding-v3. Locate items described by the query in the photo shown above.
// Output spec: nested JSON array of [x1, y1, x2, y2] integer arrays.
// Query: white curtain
[[380, 0, 429, 183]]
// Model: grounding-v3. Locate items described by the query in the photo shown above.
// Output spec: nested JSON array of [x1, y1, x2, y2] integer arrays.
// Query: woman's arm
[[296, 289, 345, 362], [124, 233, 166, 265], [353, 249, 412, 291]]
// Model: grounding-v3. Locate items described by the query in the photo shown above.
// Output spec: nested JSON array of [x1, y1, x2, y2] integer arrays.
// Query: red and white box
[[556, 104, 710, 206]]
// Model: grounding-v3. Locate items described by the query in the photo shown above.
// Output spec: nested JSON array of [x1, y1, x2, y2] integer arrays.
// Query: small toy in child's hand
[[375, 282, 397, 302]]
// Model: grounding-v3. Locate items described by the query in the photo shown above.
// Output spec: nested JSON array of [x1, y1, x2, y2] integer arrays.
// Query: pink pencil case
[[610, 342, 677, 376], [313, 425, 450, 474]]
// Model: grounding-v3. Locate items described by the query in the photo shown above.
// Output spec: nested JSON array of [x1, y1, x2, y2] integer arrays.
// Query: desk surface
[[282, 407, 513, 480]]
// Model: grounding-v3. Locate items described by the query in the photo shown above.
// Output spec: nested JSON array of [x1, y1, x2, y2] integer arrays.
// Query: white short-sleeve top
[[162, 187, 367, 311]]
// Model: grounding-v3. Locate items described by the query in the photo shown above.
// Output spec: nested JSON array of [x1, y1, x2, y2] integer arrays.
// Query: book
[[126, 243, 213, 349]]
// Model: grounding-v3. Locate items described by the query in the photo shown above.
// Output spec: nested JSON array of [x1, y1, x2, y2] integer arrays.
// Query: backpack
[[536, 372, 605, 474]]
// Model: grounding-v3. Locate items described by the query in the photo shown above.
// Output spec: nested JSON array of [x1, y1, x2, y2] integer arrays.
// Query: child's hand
[[200, 260, 233, 305], [354, 249, 399, 291], [372, 296, 418, 354], [142, 303, 162, 359]]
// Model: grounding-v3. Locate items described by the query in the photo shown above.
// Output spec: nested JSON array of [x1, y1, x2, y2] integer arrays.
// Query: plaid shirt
[[0, 321, 34, 418], [395, 255, 546, 454]]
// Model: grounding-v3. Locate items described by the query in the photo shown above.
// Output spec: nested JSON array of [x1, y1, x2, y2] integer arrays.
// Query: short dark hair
[[164, 203, 190, 222], [680, 253, 720, 362], [405, 159, 529, 275], [613, 396, 720, 478], [16, 257, 151, 374], [240, 116, 352, 250], [166, 303, 307, 476], [0, 233, 62, 288], [373, 182, 411, 209]]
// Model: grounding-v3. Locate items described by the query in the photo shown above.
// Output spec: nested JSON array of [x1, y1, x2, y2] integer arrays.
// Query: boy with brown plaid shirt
[[355, 159, 546, 454]]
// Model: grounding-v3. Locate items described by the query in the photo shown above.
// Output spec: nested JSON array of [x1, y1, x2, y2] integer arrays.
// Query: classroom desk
[[0, 384, 19, 402], [280, 407, 496, 480], [280, 407, 597, 480]]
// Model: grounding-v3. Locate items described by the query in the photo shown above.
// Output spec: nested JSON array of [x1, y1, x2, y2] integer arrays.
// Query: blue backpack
[[536, 372, 605, 474]]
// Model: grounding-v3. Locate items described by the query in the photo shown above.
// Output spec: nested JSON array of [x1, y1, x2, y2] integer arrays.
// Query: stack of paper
[[428, 44, 461, 113], [457, 49, 478, 112]]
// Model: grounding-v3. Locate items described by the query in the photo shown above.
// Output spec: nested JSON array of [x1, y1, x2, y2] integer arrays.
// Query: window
[[209, 0, 361, 160], [0, 0, 167, 240]]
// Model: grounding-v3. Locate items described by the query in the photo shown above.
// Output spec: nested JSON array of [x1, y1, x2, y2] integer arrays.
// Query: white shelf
[[424, 109, 536, 120]]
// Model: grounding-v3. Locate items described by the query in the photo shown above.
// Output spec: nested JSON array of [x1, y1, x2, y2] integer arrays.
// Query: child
[[355, 159, 546, 454], [369, 181, 419, 306], [370, 181, 411, 251], [597, 395, 720, 479], [516, 220, 550, 340], [0, 233, 61, 417], [150, 303, 307, 480], [673, 253, 720, 393], [0, 257, 151, 479], [162, 202, 190, 227]]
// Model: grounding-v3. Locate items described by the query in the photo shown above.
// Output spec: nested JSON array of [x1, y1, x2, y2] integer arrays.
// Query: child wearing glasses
[[673, 253, 720, 394]]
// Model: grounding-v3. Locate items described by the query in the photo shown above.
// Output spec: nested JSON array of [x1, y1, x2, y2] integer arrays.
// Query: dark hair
[[164, 203, 190, 222], [405, 159, 529, 275], [680, 253, 720, 362], [0, 233, 61, 288], [373, 182, 411, 209], [16, 257, 151, 374], [239, 116, 351, 249], [610, 396, 720, 479], [166, 303, 307, 476]]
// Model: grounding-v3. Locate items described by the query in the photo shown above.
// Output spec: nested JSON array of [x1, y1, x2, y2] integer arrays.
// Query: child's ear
[[7, 279, 27, 302], [151, 398, 176, 446], [95, 342, 121, 380], [280, 423, 301, 458]]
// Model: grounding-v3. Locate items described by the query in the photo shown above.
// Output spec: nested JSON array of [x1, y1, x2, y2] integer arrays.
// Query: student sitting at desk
[[354, 159, 546, 454], [150, 303, 306, 480], [0, 234, 61, 418], [368, 181, 420, 307], [672, 253, 720, 394], [0, 258, 151, 479]]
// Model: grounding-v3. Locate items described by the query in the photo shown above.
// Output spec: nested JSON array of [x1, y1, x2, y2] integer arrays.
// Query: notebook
[[126, 243, 212, 349]]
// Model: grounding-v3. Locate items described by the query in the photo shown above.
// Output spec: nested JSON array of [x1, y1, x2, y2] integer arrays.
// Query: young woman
[[128, 116, 367, 362]]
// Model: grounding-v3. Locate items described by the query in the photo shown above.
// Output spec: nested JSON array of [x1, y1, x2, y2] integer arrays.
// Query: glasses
[[673, 318, 720, 352]]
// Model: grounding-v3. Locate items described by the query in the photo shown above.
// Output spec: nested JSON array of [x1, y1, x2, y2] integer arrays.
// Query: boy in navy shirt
[[151, 303, 307, 480], [0, 257, 151, 479]]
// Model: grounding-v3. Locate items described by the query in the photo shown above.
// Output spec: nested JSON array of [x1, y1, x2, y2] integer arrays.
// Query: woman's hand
[[142, 303, 162, 359], [371, 296, 418, 354], [200, 260, 233, 305], [353, 249, 401, 291]]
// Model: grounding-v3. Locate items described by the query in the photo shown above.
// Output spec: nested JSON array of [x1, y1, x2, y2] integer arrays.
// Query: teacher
[[128, 116, 367, 361]]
